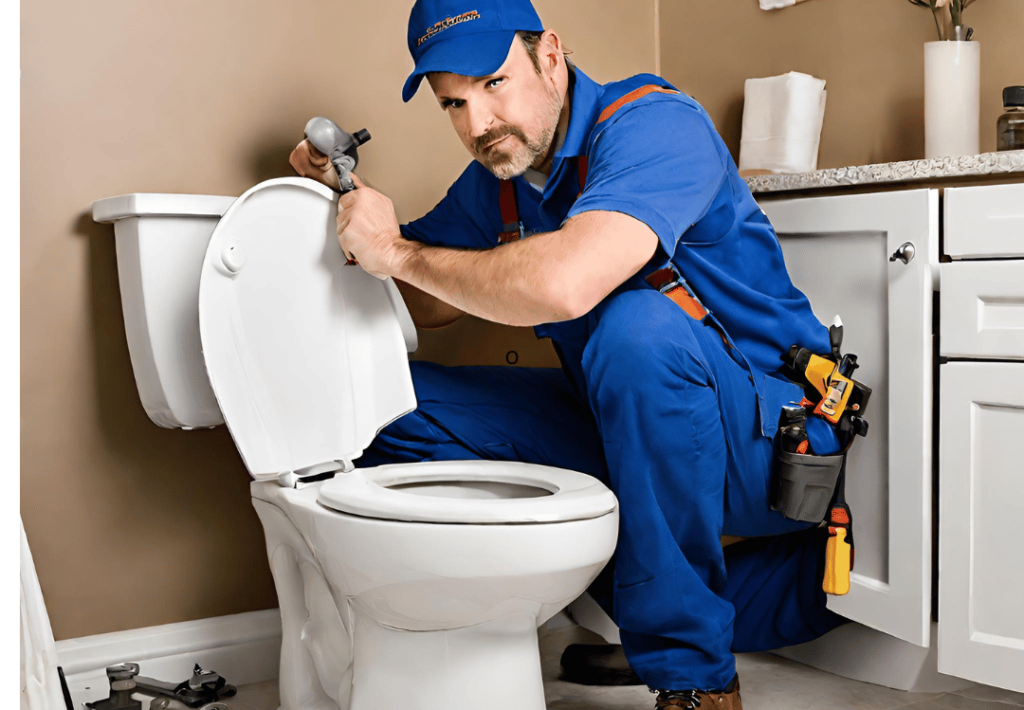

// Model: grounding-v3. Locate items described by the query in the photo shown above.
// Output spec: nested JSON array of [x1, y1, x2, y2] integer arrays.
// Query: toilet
[[92, 178, 619, 710]]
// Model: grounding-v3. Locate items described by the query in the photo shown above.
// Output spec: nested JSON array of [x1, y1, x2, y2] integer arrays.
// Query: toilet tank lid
[[92, 193, 236, 224]]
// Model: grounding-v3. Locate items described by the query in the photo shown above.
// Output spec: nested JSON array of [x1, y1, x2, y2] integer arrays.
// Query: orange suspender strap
[[576, 155, 588, 198], [648, 266, 732, 349], [498, 179, 522, 243], [644, 268, 707, 321], [495, 83, 679, 243], [596, 84, 679, 124]]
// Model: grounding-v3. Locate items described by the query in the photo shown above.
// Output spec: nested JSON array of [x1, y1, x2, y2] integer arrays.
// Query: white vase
[[924, 40, 981, 159]]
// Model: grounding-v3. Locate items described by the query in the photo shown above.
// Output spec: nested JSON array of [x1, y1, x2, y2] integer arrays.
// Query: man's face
[[427, 36, 563, 179]]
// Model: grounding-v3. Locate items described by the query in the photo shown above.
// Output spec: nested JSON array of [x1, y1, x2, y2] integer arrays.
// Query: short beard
[[474, 84, 563, 180]]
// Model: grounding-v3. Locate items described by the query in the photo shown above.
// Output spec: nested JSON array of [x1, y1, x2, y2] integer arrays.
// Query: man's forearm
[[386, 211, 659, 328], [393, 230, 584, 327]]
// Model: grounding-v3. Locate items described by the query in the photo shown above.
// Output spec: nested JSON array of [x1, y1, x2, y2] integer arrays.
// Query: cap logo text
[[417, 10, 481, 46]]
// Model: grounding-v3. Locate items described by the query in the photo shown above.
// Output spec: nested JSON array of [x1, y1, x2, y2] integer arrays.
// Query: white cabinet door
[[939, 362, 1024, 692], [759, 189, 938, 648]]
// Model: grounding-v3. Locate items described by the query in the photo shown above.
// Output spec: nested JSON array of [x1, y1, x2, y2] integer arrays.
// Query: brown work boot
[[559, 643, 643, 685], [652, 673, 742, 709]]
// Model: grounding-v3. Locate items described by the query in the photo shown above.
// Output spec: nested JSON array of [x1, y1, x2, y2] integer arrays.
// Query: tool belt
[[775, 327, 871, 595]]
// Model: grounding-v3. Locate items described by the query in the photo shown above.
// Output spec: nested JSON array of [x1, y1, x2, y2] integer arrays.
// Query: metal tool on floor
[[83, 664, 142, 710], [85, 662, 236, 710]]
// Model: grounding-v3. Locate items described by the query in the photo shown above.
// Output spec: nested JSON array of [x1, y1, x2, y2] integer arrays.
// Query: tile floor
[[198, 627, 1024, 710]]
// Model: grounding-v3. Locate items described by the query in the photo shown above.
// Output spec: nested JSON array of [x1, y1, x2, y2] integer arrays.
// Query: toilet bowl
[[254, 461, 616, 710], [93, 178, 619, 710]]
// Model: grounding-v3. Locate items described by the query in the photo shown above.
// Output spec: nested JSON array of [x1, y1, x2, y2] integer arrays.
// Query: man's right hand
[[289, 139, 340, 190], [288, 141, 464, 328]]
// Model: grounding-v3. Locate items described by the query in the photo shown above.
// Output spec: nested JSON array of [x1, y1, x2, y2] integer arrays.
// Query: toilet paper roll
[[759, 0, 815, 10], [738, 72, 827, 174]]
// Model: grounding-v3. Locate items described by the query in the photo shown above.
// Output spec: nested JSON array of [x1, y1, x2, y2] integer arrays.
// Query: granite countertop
[[743, 149, 1024, 194]]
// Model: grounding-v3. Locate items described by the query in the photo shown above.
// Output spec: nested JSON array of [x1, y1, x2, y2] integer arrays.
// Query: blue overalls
[[358, 66, 846, 691]]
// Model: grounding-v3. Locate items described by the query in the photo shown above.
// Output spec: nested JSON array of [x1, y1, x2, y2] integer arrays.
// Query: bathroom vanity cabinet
[[755, 179, 1024, 693], [937, 183, 1024, 690]]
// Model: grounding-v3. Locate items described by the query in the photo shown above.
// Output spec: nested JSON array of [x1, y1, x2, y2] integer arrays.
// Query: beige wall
[[20, 0, 656, 640], [659, 0, 1024, 169]]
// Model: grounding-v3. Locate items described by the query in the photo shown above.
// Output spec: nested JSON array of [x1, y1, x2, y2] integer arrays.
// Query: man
[[291, 1, 846, 707]]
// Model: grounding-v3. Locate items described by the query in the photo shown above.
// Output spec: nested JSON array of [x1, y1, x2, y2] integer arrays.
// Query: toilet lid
[[317, 460, 618, 524], [198, 178, 417, 481]]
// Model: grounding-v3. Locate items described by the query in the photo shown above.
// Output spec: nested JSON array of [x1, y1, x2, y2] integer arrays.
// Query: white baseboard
[[773, 621, 972, 693], [56, 609, 282, 708]]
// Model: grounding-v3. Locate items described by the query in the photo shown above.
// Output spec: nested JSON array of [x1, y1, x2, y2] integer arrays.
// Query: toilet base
[[350, 612, 547, 710]]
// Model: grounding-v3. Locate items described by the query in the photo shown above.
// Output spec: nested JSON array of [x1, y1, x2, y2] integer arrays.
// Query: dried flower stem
[[907, 0, 977, 41], [928, 0, 944, 40]]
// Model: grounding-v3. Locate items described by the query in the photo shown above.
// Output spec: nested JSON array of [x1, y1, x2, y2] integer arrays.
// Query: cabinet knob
[[890, 242, 916, 264]]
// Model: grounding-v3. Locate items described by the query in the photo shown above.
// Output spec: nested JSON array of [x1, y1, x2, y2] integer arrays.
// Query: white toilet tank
[[94, 179, 419, 479], [93, 193, 236, 428]]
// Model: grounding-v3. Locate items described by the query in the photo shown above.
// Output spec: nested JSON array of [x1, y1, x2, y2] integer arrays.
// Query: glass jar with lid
[[997, 86, 1024, 152]]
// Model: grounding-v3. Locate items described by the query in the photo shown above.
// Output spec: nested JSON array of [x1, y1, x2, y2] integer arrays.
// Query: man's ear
[[539, 29, 564, 72]]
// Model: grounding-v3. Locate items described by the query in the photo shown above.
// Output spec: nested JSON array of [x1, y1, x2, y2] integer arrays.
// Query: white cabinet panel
[[938, 362, 1024, 691], [941, 261, 1024, 360], [760, 189, 937, 648], [945, 184, 1024, 259]]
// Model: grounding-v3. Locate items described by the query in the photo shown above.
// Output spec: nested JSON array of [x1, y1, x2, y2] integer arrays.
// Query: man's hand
[[289, 139, 340, 190], [336, 174, 410, 280], [291, 142, 464, 328]]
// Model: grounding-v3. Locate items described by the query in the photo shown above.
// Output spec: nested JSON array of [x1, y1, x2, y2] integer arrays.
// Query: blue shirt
[[401, 66, 830, 436]]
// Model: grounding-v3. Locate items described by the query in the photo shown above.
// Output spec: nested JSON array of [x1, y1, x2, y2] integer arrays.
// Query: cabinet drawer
[[941, 261, 1024, 359], [945, 184, 1024, 259]]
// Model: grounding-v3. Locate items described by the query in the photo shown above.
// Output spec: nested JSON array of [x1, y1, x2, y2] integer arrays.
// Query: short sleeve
[[400, 162, 500, 250], [566, 98, 729, 259]]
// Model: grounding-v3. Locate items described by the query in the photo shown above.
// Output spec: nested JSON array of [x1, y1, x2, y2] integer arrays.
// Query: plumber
[[290, 0, 846, 707]]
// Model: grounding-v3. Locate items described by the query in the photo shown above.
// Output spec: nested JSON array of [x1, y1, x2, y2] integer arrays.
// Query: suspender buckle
[[645, 267, 682, 294], [657, 278, 681, 295], [644, 267, 713, 327], [499, 221, 524, 244]]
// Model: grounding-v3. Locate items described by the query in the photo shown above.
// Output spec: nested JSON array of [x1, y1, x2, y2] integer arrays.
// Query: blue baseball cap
[[402, 0, 545, 102]]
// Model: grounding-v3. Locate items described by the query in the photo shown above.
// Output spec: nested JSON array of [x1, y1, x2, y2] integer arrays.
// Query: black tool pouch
[[770, 337, 870, 525], [771, 450, 846, 523]]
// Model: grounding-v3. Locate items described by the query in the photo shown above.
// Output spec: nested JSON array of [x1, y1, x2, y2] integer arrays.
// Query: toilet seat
[[317, 460, 617, 524], [197, 178, 418, 480]]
